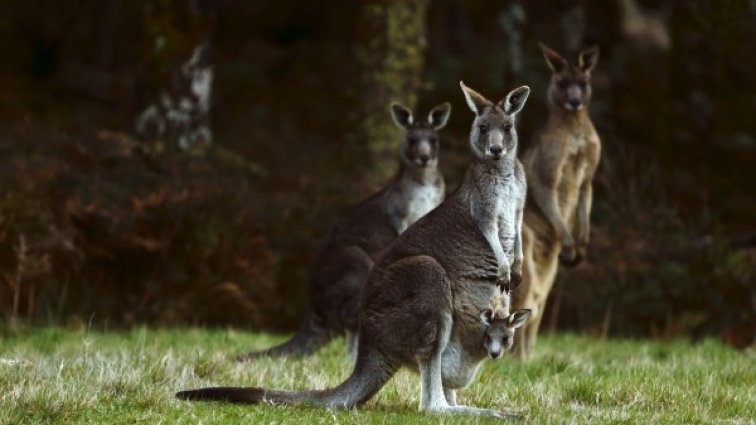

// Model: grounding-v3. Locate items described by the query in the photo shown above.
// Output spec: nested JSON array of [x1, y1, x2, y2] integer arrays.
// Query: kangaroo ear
[[539, 42, 568, 73], [578, 45, 599, 73], [480, 309, 494, 326], [390, 102, 413, 129], [459, 81, 491, 116], [427, 102, 451, 130], [507, 309, 532, 329], [500, 86, 530, 116]]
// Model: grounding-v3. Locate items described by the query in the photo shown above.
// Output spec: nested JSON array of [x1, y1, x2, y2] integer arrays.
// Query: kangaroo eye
[[478, 124, 489, 133], [504, 125, 512, 133]]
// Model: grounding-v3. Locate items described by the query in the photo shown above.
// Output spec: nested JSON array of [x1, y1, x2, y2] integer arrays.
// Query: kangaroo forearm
[[542, 202, 570, 239], [512, 231, 523, 267], [575, 215, 590, 245], [390, 213, 409, 235], [497, 228, 519, 266], [513, 208, 524, 266], [396, 220, 409, 235], [482, 225, 509, 267], [575, 183, 593, 244], [489, 234, 509, 266], [532, 184, 572, 242]]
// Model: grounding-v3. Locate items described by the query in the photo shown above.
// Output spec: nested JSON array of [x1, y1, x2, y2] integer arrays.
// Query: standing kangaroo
[[237, 102, 451, 360], [512, 42, 601, 359], [177, 82, 531, 418]]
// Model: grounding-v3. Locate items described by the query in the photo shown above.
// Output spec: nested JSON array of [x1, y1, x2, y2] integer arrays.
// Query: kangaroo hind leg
[[418, 312, 453, 412], [444, 388, 457, 406]]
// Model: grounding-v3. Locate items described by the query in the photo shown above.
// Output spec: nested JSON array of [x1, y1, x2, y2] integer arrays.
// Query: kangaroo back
[[378, 190, 499, 284]]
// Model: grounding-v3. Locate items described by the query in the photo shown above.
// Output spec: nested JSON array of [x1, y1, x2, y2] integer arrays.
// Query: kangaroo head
[[539, 42, 599, 112], [459, 82, 530, 162], [390, 102, 451, 169], [480, 308, 531, 359]]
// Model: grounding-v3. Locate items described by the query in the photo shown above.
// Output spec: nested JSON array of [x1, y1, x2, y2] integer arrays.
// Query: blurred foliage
[[0, 128, 279, 327], [0, 0, 753, 344]]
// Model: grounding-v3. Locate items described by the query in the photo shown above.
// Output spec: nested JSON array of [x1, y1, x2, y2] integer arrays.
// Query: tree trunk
[[355, 0, 430, 183]]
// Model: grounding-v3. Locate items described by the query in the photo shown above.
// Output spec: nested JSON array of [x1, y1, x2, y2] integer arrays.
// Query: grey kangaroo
[[512, 42, 601, 359], [178, 82, 531, 418], [440, 296, 531, 407], [237, 102, 451, 361]]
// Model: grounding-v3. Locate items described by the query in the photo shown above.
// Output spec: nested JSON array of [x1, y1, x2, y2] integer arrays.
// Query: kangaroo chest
[[496, 181, 519, 248], [557, 134, 595, 215], [405, 182, 443, 225], [470, 171, 521, 252]]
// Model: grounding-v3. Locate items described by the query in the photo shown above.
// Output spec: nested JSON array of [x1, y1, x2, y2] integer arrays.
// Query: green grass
[[0, 326, 753, 424]]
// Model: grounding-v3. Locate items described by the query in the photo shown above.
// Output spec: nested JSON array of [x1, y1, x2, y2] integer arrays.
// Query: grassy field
[[0, 326, 753, 424]]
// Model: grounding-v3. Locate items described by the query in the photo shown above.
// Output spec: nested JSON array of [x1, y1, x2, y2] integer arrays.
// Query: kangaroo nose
[[569, 99, 581, 109], [418, 154, 430, 165], [489, 350, 502, 359], [490, 146, 503, 156]]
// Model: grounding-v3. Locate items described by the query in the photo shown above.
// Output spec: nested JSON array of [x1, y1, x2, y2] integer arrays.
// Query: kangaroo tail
[[178, 346, 397, 409], [235, 315, 334, 361]]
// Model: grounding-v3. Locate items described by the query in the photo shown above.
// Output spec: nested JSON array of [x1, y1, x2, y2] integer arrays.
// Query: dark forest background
[[0, 0, 753, 346]]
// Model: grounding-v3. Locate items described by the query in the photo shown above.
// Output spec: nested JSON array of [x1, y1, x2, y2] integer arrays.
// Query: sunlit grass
[[0, 326, 753, 424]]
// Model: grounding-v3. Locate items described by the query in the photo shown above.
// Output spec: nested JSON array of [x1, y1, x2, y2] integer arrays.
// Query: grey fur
[[236, 103, 448, 361], [178, 84, 529, 419]]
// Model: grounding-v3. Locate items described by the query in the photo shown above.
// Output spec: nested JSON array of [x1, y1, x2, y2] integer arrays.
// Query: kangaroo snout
[[415, 140, 433, 166], [567, 99, 582, 111]]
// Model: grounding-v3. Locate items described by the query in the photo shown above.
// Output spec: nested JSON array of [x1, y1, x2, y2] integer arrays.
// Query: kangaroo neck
[[395, 161, 439, 186], [547, 102, 590, 127], [469, 156, 514, 180], [459, 156, 514, 200]]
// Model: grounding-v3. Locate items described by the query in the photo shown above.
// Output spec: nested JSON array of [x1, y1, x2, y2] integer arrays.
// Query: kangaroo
[[177, 82, 530, 419], [512, 42, 601, 359], [237, 102, 451, 361], [440, 298, 531, 407]]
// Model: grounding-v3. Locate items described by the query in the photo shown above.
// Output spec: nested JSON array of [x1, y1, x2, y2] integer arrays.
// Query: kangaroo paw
[[509, 268, 523, 290], [559, 244, 581, 267]]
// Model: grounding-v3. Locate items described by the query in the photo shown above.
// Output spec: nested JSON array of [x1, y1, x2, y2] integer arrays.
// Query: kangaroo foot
[[434, 405, 524, 420]]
